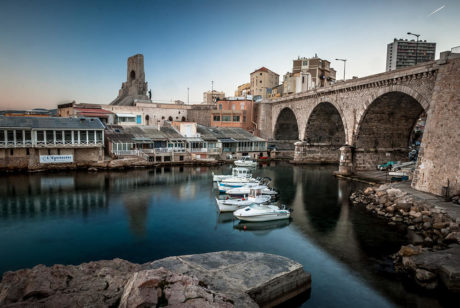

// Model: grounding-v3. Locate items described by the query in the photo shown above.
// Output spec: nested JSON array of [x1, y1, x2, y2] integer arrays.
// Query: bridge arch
[[304, 102, 346, 145], [353, 90, 426, 170], [274, 107, 299, 140]]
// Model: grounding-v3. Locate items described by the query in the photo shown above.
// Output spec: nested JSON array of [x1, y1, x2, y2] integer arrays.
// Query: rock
[[119, 268, 232, 308], [409, 211, 422, 218], [415, 268, 437, 282], [445, 232, 460, 244], [423, 222, 432, 230], [376, 190, 386, 197], [415, 269, 438, 290], [433, 222, 448, 229], [413, 216, 423, 223], [386, 206, 395, 213], [0, 252, 310, 308], [407, 231, 424, 245], [364, 187, 374, 195], [386, 188, 406, 200], [366, 204, 375, 211], [395, 200, 412, 212], [398, 245, 423, 257], [424, 237, 434, 246], [88, 167, 98, 172], [378, 195, 388, 205]]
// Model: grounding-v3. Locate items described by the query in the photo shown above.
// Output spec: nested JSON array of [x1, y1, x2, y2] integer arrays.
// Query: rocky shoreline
[[350, 184, 460, 293], [0, 251, 311, 308]]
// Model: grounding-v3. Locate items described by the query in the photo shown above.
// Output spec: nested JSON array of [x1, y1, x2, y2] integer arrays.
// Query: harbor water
[[0, 163, 453, 307]]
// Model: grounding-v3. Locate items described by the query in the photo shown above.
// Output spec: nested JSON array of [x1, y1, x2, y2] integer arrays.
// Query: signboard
[[39, 155, 73, 164]]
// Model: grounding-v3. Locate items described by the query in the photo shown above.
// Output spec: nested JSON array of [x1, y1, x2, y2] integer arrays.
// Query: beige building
[[292, 56, 336, 88], [203, 90, 225, 104], [250, 67, 279, 100], [234, 83, 251, 97], [282, 71, 313, 95]]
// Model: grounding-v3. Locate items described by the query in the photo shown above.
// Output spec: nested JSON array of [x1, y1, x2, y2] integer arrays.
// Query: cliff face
[[0, 251, 311, 308]]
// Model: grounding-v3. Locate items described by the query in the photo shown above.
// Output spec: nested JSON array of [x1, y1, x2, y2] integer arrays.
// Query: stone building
[[291, 56, 336, 88], [0, 116, 105, 170], [282, 71, 313, 95], [203, 90, 225, 104], [386, 38, 436, 71], [110, 54, 150, 106], [210, 98, 255, 132], [250, 67, 279, 100]]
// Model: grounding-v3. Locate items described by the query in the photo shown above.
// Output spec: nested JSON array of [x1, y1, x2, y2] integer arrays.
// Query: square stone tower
[[110, 54, 149, 105]]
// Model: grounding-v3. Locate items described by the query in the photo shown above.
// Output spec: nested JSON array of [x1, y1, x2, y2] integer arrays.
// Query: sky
[[0, 0, 459, 110]]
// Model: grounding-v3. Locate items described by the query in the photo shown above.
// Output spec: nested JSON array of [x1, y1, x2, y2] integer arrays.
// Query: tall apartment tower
[[386, 39, 436, 71], [110, 54, 149, 106]]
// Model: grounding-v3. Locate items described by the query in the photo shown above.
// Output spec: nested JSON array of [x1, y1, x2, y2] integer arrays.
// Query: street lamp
[[407, 32, 420, 65], [336, 58, 347, 81]]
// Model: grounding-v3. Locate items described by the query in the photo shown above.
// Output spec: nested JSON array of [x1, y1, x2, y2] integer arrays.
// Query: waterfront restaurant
[[0, 116, 105, 170]]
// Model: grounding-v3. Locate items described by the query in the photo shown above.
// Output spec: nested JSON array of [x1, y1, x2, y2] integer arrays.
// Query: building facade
[[210, 99, 255, 132], [202, 90, 225, 104], [0, 116, 104, 170], [291, 56, 336, 88], [250, 67, 279, 100], [386, 39, 436, 71], [234, 83, 251, 97]]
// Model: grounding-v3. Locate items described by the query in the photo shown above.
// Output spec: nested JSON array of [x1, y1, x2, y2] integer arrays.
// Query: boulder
[[364, 187, 374, 195], [398, 245, 423, 257], [445, 232, 460, 244], [395, 200, 412, 211], [119, 268, 233, 308]]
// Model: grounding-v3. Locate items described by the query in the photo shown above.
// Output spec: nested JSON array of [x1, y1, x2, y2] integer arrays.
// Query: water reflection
[[0, 164, 450, 307]]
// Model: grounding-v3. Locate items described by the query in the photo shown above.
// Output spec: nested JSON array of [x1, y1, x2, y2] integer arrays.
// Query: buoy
[[243, 225, 247, 230], [242, 197, 245, 201]]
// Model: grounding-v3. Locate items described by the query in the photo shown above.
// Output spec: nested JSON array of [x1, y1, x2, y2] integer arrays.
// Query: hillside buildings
[[250, 67, 279, 100], [386, 38, 436, 71], [203, 90, 225, 104], [234, 83, 251, 97], [210, 98, 255, 132]]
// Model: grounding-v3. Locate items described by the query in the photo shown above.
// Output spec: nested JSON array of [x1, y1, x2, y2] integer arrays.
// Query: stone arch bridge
[[256, 52, 460, 196]]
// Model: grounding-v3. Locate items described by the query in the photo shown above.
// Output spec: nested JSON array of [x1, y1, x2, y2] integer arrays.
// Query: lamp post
[[407, 32, 420, 65], [336, 58, 347, 81], [187, 87, 189, 104]]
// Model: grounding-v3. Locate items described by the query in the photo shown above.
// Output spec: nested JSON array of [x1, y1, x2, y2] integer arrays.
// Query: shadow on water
[[0, 163, 457, 307]]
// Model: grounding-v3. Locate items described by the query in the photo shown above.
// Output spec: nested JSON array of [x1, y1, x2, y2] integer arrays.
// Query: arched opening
[[181, 116, 186, 122], [354, 91, 425, 170], [299, 102, 346, 163], [274, 108, 299, 140], [168, 116, 173, 121], [145, 115, 150, 125], [130, 70, 136, 81]]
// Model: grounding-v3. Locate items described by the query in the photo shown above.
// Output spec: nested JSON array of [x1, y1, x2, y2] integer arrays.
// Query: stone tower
[[110, 54, 150, 106]]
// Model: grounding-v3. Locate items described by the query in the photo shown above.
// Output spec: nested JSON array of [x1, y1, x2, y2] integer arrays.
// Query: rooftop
[[0, 116, 105, 130]]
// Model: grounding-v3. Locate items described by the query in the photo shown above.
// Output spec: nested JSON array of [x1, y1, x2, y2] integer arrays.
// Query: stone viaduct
[[256, 51, 460, 197]]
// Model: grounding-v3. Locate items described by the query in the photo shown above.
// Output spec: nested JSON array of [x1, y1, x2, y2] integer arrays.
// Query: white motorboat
[[215, 193, 272, 212], [233, 204, 291, 222], [212, 167, 252, 182], [226, 185, 278, 197], [220, 176, 259, 184], [234, 156, 257, 167], [217, 182, 261, 193]]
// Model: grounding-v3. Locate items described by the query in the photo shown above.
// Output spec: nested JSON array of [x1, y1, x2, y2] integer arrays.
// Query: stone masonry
[[257, 53, 460, 196]]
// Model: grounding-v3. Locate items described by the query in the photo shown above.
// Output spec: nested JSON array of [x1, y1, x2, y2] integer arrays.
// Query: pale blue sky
[[0, 0, 458, 109]]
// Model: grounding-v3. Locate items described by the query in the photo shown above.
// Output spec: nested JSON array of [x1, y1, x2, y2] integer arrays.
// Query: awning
[[219, 138, 237, 143], [186, 137, 204, 142], [115, 113, 136, 118]]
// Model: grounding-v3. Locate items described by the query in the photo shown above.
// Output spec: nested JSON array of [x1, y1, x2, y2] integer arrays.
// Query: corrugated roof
[[0, 116, 105, 130]]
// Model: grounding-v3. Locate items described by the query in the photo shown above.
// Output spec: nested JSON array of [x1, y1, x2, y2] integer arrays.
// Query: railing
[[190, 148, 208, 153], [113, 150, 139, 156]]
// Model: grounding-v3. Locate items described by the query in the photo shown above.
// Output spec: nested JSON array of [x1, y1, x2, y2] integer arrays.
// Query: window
[[10, 149, 13, 156], [7, 130, 14, 144], [232, 104, 235, 111], [213, 115, 220, 121], [219, 104, 222, 110], [222, 115, 231, 122], [260, 80, 262, 83], [240, 102, 245, 109], [233, 116, 240, 122], [260, 73, 262, 76], [26, 148, 30, 156], [136, 115, 142, 124]]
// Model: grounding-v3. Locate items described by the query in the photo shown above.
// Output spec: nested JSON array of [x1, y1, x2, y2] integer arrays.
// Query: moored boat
[[233, 204, 291, 222], [212, 167, 252, 182], [215, 193, 271, 212], [226, 184, 278, 197], [234, 156, 257, 167]]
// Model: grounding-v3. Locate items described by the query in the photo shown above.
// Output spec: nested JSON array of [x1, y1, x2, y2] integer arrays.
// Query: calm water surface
[[0, 163, 453, 307]]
